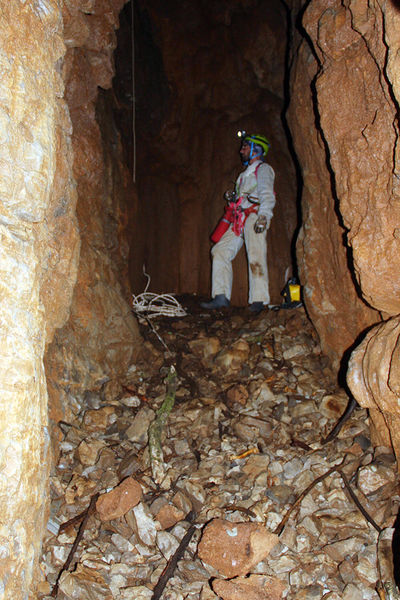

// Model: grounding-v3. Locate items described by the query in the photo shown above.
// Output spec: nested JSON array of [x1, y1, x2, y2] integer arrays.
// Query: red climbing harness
[[210, 162, 263, 243], [210, 198, 259, 242], [231, 197, 258, 236]]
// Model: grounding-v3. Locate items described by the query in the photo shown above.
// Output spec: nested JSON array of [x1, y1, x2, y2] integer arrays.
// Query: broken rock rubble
[[40, 307, 400, 599]]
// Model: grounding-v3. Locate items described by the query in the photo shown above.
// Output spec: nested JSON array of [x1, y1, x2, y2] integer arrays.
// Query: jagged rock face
[[0, 1, 142, 597], [44, 0, 141, 430], [287, 3, 380, 368], [303, 1, 400, 315], [0, 2, 79, 598], [288, 0, 400, 460], [347, 317, 400, 465], [128, 0, 298, 305]]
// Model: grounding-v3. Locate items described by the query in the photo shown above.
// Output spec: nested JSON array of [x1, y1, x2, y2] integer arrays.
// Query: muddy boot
[[200, 294, 230, 309], [248, 301, 264, 314]]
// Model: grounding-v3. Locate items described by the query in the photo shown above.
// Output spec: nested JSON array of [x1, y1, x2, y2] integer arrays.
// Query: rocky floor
[[39, 299, 400, 599]]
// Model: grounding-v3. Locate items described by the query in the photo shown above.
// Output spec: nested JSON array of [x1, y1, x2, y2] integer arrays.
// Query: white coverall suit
[[211, 159, 275, 304]]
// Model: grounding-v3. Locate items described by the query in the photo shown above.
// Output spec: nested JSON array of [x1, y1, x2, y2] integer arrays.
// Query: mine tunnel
[[118, 0, 299, 305], [3, 1, 400, 598]]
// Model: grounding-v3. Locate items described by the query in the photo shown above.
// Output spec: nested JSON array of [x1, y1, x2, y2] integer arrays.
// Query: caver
[[201, 131, 276, 314]]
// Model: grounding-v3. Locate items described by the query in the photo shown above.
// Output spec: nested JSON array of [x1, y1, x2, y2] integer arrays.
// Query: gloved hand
[[224, 190, 236, 202], [254, 215, 268, 233]]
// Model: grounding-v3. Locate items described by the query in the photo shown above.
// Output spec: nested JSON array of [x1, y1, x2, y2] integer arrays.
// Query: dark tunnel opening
[[109, 0, 301, 306]]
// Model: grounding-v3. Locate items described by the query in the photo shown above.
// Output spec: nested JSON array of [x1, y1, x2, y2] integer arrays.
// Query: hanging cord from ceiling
[[131, 0, 136, 183]]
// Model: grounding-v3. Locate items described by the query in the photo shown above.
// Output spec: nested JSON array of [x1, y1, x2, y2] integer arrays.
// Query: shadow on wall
[[280, 0, 303, 281]]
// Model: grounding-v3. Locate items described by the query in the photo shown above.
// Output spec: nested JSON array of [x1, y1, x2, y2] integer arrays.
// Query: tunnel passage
[[111, 0, 299, 306], [4, 1, 400, 598]]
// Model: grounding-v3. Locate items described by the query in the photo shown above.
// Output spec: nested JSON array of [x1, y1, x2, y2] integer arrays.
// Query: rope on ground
[[132, 266, 187, 319]]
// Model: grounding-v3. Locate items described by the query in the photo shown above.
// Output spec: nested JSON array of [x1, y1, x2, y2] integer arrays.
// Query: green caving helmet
[[244, 133, 270, 158]]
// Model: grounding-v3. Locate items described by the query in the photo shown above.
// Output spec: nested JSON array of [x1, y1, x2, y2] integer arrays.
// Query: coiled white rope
[[132, 267, 187, 319]]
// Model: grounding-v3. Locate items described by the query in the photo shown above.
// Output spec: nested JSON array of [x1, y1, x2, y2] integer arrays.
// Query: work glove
[[254, 215, 268, 234], [224, 190, 236, 202]]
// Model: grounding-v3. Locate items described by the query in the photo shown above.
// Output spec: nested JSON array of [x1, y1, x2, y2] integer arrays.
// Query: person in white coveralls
[[201, 132, 275, 314]]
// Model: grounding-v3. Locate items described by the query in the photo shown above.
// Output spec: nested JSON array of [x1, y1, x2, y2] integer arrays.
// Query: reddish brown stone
[[96, 477, 142, 521], [198, 519, 278, 578], [212, 574, 285, 600], [226, 384, 249, 407], [156, 504, 186, 530], [172, 490, 193, 515]]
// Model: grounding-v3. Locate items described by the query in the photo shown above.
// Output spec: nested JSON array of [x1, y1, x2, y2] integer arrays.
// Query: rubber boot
[[248, 301, 264, 314], [200, 294, 230, 310]]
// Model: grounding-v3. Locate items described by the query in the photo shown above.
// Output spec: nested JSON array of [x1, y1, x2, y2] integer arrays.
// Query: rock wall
[[128, 0, 298, 305], [0, 1, 143, 597], [0, 2, 79, 598], [287, 0, 400, 462], [347, 317, 400, 466], [287, 7, 379, 370], [345, 2, 400, 466], [44, 0, 141, 438]]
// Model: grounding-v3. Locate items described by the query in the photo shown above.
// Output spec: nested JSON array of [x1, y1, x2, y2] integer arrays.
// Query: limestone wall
[[345, 0, 400, 465], [0, 2, 79, 598], [44, 0, 141, 439], [288, 0, 400, 462], [0, 0, 143, 596]]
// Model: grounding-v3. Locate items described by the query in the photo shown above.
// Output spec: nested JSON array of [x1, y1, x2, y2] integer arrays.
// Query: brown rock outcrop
[[347, 317, 400, 469], [45, 0, 141, 430], [0, 2, 80, 598], [287, 2, 379, 369], [287, 0, 400, 455], [0, 1, 143, 596], [303, 1, 400, 316]]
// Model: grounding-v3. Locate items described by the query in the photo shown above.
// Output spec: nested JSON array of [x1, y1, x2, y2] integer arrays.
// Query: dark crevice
[[280, 0, 303, 281], [111, 0, 300, 304], [113, 0, 170, 176]]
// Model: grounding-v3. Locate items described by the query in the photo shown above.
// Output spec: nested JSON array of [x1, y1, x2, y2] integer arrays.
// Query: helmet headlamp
[[238, 130, 270, 165]]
